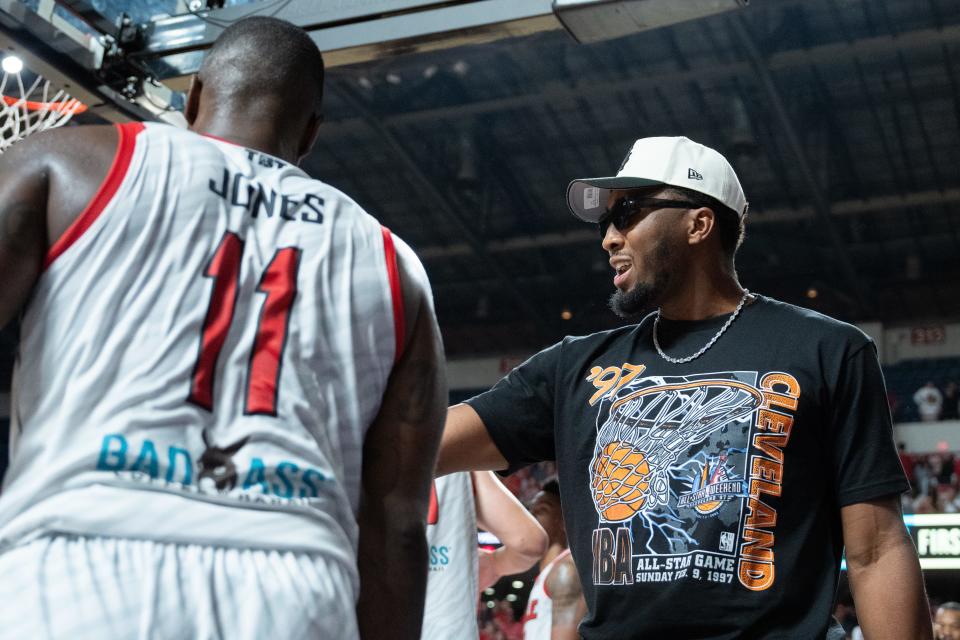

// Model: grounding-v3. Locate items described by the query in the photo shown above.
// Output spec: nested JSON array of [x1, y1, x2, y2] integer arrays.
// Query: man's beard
[[608, 240, 674, 319]]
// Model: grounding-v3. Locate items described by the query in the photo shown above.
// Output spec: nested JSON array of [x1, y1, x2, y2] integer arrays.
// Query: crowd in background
[[835, 597, 960, 640], [900, 448, 960, 514], [478, 600, 523, 640], [895, 380, 960, 423]]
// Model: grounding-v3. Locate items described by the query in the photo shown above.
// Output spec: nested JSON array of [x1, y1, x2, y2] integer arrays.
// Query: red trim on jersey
[[200, 132, 244, 148], [521, 599, 539, 625], [541, 549, 572, 599], [43, 121, 145, 270], [381, 226, 405, 363], [426, 480, 439, 525]]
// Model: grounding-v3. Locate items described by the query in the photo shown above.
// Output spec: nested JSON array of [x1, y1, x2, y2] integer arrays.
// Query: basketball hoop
[[0, 56, 87, 153]]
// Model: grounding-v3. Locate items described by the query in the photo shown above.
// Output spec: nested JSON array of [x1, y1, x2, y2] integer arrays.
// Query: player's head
[[186, 16, 325, 160], [530, 478, 565, 546], [936, 602, 960, 640], [565, 137, 747, 318]]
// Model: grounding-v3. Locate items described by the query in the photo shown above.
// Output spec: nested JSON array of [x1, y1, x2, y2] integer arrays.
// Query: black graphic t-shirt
[[467, 296, 908, 639]]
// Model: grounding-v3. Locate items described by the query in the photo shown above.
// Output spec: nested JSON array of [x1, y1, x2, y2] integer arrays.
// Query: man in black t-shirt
[[438, 136, 932, 639]]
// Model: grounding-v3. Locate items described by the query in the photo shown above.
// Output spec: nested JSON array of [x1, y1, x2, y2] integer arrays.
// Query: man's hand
[[842, 496, 932, 639]]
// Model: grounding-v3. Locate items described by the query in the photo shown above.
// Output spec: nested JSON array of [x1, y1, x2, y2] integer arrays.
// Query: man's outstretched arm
[[545, 556, 587, 640], [437, 404, 508, 476], [842, 496, 932, 639], [473, 470, 547, 589], [356, 237, 446, 640]]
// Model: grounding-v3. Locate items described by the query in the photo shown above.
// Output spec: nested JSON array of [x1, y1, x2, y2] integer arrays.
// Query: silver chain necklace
[[651, 290, 751, 364]]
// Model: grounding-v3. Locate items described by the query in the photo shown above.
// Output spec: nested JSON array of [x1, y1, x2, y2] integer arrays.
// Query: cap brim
[[566, 177, 665, 222]]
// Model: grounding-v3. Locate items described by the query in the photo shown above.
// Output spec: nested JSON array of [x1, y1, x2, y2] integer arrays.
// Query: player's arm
[[544, 556, 587, 640], [437, 404, 508, 475], [0, 125, 116, 329], [473, 470, 547, 589], [842, 496, 932, 639], [0, 134, 50, 328], [356, 237, 446, 640]]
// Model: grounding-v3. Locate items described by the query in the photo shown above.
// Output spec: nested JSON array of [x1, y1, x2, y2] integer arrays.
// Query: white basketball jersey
[[0, 123, 406, 582], [422, 472, 478, 640], [522, 549, 572, 640]]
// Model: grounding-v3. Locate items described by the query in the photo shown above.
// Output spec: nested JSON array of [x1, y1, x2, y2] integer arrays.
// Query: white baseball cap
[[566, 136, 748, 222]]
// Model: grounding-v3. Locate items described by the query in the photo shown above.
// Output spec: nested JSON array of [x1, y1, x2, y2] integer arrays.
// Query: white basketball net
[[0, 70, 86, 153]]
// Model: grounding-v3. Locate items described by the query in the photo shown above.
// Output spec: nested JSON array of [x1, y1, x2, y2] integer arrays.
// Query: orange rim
[[1, 94, 88, 114]]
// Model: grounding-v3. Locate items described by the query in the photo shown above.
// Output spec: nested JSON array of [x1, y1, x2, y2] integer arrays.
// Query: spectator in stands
[[937, 454, 957, 486], [914, 456, 934, 497], [913, 484, 939, 514], [935, 602, 960, 640], [492, 599, 523, 640], [943, 382, 960, 421], [899, 443, 915, 486], [480, 619, 506, 640], [937, 485, 960, 514], [833, 600, 858, 637], [902, 492, 915, 515], [915, 381, 944, 422]]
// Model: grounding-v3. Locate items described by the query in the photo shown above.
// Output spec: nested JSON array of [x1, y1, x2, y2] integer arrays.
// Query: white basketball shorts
[[0, 534, 358, 639]]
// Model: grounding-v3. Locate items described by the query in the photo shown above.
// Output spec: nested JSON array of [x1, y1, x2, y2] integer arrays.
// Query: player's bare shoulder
[[32, 124, 121, 237], [31, 123, 118, 167], [547, 553, 583, 602]]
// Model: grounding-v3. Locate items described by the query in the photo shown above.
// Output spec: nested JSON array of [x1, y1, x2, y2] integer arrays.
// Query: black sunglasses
[[598, 197, 701, 239]]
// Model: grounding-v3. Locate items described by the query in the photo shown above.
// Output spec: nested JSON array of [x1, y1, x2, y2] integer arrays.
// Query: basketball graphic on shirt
[[590, 376, 763, 522], [591, 441, 653, 521]]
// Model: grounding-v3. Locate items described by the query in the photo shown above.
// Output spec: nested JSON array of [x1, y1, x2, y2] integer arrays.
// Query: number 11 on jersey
[[188, 231, 301, 416]]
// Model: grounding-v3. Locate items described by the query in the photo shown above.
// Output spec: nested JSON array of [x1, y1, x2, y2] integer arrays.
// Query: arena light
[[2, 55, 23, 75]]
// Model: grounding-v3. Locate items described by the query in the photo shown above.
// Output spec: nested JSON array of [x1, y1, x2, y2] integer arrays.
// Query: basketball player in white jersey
[[0, 16, 445, 640], [522, 479, 587, 640], [422, 470, 547, 639]]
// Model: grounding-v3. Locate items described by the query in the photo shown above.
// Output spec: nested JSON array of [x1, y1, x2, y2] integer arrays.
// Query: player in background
[[936, 603, 960, 640], [522, 479, 587, 640], [422, 470, 547, 639], [0, 16, 445, 640]]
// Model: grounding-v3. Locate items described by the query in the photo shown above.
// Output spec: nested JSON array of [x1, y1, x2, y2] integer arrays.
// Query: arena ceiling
[[306, 0, 960, 357], [1, 0, 959, 361]]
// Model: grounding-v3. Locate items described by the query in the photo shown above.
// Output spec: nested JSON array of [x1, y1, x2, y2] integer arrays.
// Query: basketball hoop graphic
[[590, 377, 762, 523]]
